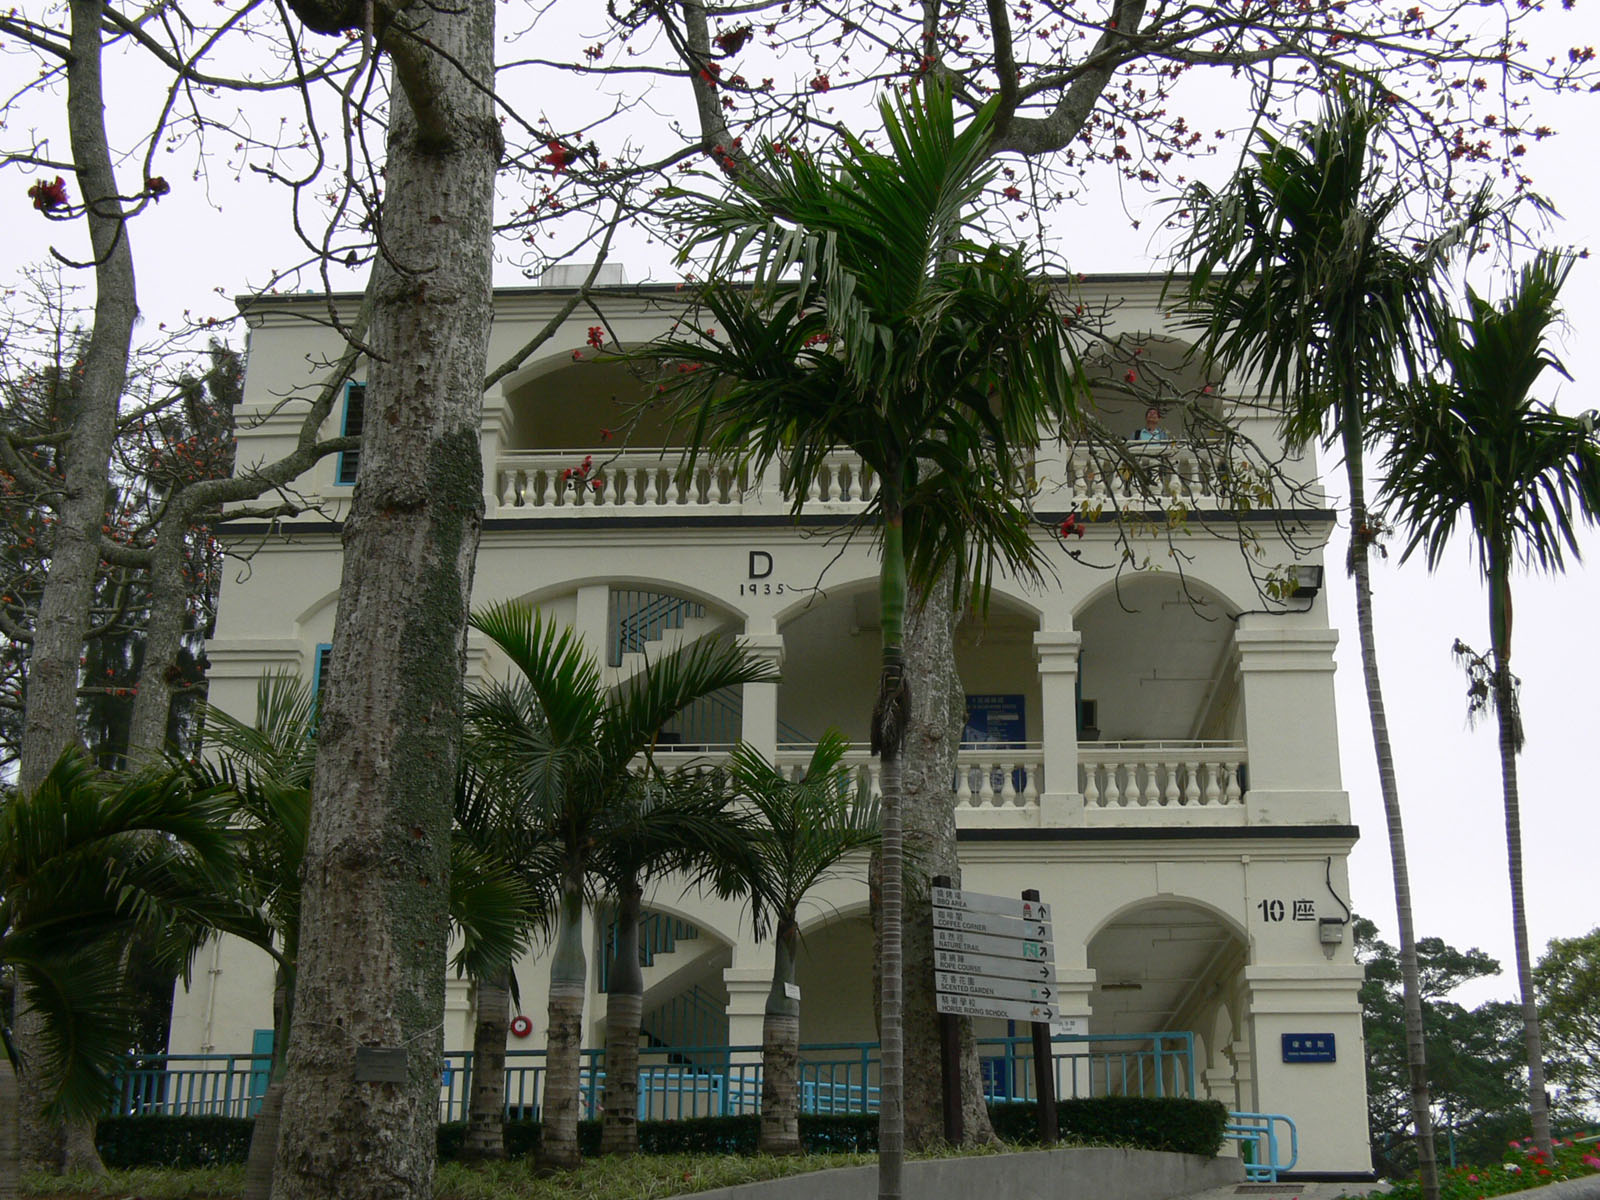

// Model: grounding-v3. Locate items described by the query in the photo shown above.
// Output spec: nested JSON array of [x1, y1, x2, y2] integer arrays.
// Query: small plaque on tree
[[353, 1046, 408, 1083]]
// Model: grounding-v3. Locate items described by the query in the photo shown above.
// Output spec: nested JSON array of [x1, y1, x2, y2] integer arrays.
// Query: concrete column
[[1233, 622, 1347, 824], [574, 583, 610, 665], [724, 942, 779, 1113], [1243, 963, 1372, 1175], [739, 628, 785, 762], [1203, 1065, 1238, 1110], [479, 385, 511, 513], [1227, 1037, 1255, 1114], [1033, 629, 1084, 827]]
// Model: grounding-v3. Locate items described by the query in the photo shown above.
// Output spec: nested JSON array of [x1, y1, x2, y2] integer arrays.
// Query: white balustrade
[[492, 442, 1296, 518], [496, 449, 884, 515], [645, 741, 1244, 826], [494, 450, 748, 513], [1062, 443, 1221, 508], [1078, 742, 1247, 810]]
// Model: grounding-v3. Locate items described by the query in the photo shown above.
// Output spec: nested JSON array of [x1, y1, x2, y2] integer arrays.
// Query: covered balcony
[[574, 562, 1342, 833], [483, 337, 1323, 520]]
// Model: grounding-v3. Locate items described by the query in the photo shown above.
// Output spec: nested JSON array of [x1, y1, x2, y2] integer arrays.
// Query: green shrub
[[987, 1097, 1226, 1156], [96, 1115, 255, 1168]]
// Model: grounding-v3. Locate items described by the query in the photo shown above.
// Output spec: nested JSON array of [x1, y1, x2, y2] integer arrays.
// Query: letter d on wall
[[749, 550, 773, 579]]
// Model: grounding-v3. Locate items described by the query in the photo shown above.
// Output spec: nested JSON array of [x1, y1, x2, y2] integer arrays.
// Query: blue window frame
[[335, 382, 364, 485], [311, 643, 333, 713]]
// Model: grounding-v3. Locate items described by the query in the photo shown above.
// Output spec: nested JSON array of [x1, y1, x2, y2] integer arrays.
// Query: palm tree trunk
[[540, 882, 587, 1170], [461, 969, 512, 1162], [759, 920, 803, 1156], [243, 964, 291, 1200], [873, 505, 908, 1200], [1345, 431, 1439, 1200], [0, 1056, 20, 1200], [60, 1121, 103, 1175], [243, 1081, 285, 1200], [1491, 647, 1553, 1159], [601, 887, 645, 1156]]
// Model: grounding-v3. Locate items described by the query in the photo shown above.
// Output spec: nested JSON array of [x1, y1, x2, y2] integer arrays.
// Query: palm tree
[[723, 731, 880, 1155], [465, 601, 778, 1169], [1174, 82, 1490, 1200], [0, 748, 242, 1198], [647, 82, 1080, 1196], [1377, 251, 1600, 1162], [589, 767, 755, 1156]]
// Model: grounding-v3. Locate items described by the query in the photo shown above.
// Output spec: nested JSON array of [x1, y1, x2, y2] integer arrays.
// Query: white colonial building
[[168, 271, 1372, 1177]]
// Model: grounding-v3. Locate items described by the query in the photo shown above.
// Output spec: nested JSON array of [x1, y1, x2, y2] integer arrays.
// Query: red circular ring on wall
[[510, 1015, 533, 1039]]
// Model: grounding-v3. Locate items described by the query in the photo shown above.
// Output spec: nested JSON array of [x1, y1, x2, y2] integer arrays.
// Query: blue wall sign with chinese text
[[1281, 1033, 1336, 1063]]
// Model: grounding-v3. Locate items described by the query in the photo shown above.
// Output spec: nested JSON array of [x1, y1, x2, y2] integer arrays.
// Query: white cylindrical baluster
[[1184, 762, 1201, 806], [1083, 764, 1100, 807], [1103, 764, 1122, 807], [1204, 763, 1221, 805], [1001, 762, 1018, 807], [1023, 763, 1040, 803], [955, 763, 974, 808], [644, 468, 660, 506], [1143, 761, 1160, 806], [1225, 762, 1243, 804], [808, 468, 824, 503], [1163, 760, 1180, 806]]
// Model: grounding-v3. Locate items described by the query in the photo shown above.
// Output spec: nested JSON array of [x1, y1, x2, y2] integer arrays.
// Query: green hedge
[[988, 1097, 1227, 1156], [97, 1115, 255, 1169], [438, 1113, 877, 1159], [99, 1097, 1220, 1167]]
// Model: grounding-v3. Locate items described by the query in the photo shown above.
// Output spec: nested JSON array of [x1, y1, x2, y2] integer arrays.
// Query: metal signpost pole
[[932, 874, 964, 1145], [1023, 889, 1057, 1145]]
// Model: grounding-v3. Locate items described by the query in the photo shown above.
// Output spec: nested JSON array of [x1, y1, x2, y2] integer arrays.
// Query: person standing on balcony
[[1132, 406, 1171, 442]]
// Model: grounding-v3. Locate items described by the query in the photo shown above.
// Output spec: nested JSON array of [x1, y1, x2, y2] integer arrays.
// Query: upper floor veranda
[[232, 273, 1331, 527]]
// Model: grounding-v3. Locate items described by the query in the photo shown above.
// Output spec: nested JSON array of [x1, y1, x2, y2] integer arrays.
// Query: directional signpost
[[931, 877, 1059, 1146]]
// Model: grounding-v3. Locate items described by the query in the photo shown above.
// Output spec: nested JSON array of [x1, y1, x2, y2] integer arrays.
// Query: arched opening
[[1084, 898, 1248, 1098]]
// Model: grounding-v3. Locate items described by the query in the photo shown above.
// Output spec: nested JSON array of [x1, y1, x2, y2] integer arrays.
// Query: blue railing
[[1224, 1111, 1298, 1182], [978, 1031, 1197, 1102], [113, 1032, 1196, 1124]]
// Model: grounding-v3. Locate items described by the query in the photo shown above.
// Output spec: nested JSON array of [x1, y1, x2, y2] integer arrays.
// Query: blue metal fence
[[112, 1031, 1195, 1123]]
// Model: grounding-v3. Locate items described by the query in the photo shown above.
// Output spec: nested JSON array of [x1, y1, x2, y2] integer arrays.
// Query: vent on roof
[[536, 262, 629, 288]]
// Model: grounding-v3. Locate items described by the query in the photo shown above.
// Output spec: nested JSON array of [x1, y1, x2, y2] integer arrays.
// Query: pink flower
[[1581, 1154, 1600, 1169]]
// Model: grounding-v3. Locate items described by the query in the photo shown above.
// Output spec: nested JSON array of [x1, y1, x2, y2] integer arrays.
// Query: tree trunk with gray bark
[[898, 568, 998, 1147], [872, 566, 997, 1149], [266, 0, 500, 1191], [15, 0, 138, 1175]]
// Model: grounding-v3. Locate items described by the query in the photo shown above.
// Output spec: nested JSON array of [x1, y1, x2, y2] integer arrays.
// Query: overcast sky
[[5, 6, 1598, 1011]]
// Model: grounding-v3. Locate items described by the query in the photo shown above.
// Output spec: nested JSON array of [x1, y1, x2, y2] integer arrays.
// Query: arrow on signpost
[[933, 948, 1056, 982]]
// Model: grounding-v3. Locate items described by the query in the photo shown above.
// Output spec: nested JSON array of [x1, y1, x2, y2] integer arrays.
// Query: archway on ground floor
[[1084, 897, 1248, 1102], [794, 908, 877, 1046]]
